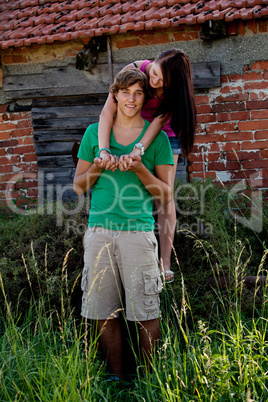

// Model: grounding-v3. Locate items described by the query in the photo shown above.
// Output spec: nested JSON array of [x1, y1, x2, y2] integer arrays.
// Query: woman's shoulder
[[132, 60, 153, 73]]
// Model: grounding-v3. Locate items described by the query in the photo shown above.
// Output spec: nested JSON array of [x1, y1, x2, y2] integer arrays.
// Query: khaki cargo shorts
[[81, 227, 162, 322]]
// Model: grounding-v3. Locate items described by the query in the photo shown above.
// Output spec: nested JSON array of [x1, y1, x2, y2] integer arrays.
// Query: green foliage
[[0, 180, 267, 400]]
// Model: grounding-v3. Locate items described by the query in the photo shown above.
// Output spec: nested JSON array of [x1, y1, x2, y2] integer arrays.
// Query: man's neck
[[112, 113, 145, 146], [113, 113, 144, 129]]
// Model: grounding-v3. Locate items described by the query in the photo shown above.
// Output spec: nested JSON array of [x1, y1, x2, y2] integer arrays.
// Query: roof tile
[[0, 0, 267, 49]]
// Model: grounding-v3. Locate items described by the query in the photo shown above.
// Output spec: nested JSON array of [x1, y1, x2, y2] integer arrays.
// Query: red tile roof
[[0, 0, 267, 49]]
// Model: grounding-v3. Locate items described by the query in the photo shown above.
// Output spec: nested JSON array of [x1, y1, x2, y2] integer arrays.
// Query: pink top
[[139, 60, 176, 138]]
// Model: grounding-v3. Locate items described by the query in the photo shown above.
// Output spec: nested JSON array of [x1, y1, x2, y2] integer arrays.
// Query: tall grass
[[0, 181, 267, 400], [0, 246, 267, 400]]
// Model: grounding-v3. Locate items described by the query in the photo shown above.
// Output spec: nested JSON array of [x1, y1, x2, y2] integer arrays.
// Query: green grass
[[0, 180, 267, 400]]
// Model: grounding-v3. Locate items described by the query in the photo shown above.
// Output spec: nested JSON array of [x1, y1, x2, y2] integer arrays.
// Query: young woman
[[97, 49, 196, 282]]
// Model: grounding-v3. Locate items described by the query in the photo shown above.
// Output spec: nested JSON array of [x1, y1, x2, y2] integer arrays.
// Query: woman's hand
[[99, 151, 119, 171], [119, 154, 142, 172]]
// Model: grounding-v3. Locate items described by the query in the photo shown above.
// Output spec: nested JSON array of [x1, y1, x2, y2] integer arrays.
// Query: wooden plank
[[4, 65, 111, 100], [37, 155, 74, 168], [33, 94, 107, 108], [35, 141, 74, 156], [192, 61, 221, 89], [33, 116, 98, 130], [34, 130, 84, 143], [4, 62, 221, 100], [32, 104, 102, 120]]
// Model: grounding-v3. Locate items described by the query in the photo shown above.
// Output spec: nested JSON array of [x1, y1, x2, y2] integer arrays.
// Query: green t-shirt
[[77, 120, 174, 231]]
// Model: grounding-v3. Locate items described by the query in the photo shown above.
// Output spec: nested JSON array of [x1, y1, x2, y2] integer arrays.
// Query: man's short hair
[[110, 68, 149, 102]]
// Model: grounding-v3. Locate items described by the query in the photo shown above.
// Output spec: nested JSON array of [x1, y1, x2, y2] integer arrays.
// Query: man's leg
[[139, 318, 161, 370], [98, 318, 123, 379]]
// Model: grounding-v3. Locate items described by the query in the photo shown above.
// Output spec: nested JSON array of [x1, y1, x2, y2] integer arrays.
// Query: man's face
[[115, 82, 145, 118]]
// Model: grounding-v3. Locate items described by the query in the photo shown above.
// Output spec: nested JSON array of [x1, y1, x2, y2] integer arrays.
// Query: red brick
[[228, 73, 242, 82], [260, 149, 268, 158], [208, 161, 242, 171], [191, 171, 217, 180], [227, 22, 238, 36], [197, 114, 216, 124], [238, 120, 268, 131], [245, 82, 268, 91], [255, 130, 268, 140], [206, 122, 237, 134], [194, 133, 220, 143], [217, 111, 250, 122], [2, 55, 29, 64], [251, 60, 268, 71], [0, 105, 7, 113], [0, 155, 20, 164], [246, 100, 268, 110], [249, 92, 268, 101], [0, 165, 13, 173], [10, 128, 34, 137], [188, 162, 203, 172], [17, 136, 34, 146], [0, 122, 17, 131], [227, 150, 260, 161], [17, 119, 33, 129], [206, 153, 220, 162], [251, 110, 268, 119], [187, 153, 203, 162], [15, 145, 36, 154], [220, 142, 241, 152], [115, 38, 140, 49], [248, 20, 257, 34], [8, 111, 31, 121], [241, 140, 268, 150], [173, 31, 199, 41], [194, 95, 209, 105], [215, 93, 248, 103], [140, 33, 170, 45], [258, 20, 268, 33], [242, 159, 268, 169], [220, 131, 253, 142], [242, 71, 262, 81], [196, 104, 211, 114], [212, 102, 245, 113], [220, 85, 243, 93], [23, 153, 38, 162], [238, 20, 246, 35], [229, 170, 259, 180], [0, 139, 18, 148], [0, 132, 10, 140]]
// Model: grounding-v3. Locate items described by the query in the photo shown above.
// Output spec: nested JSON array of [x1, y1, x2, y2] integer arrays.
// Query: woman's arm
[[73, 158, 103, 196], [136, 114, 169, 151], [98, 62, 143, 168]]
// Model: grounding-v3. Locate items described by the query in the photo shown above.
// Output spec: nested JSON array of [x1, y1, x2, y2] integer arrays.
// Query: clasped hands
[[94, 150, 142, 172]]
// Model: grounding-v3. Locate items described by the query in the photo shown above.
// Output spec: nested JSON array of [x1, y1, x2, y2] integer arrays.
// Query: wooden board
[[4, 62, 220, 100]]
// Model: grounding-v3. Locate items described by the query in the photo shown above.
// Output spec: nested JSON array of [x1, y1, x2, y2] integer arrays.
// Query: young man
[[73, 69, 174, 379]]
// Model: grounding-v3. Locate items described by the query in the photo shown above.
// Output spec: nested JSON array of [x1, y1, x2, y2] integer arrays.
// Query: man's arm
[[73, 158, 104, 196], [121, 155, 173, 205]]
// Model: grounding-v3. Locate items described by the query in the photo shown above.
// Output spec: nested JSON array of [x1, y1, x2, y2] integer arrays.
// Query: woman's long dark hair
[[154, 49, 196, 157]]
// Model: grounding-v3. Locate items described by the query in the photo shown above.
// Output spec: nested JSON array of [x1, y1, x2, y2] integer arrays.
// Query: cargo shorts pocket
[[143, 270, 162, 295], [81, 265, 89, 292]]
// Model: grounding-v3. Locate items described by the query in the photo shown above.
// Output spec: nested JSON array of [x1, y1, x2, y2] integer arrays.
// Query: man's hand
[[98, 151, 119, 172], [119, 154, 143, 172]]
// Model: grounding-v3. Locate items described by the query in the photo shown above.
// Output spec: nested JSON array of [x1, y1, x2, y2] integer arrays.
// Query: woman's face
[[149, 62, 164, 89]]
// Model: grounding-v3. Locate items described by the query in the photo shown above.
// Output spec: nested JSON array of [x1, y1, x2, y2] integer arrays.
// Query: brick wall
[[0, 106, 38, 210], [189, 60, 268, 192]]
